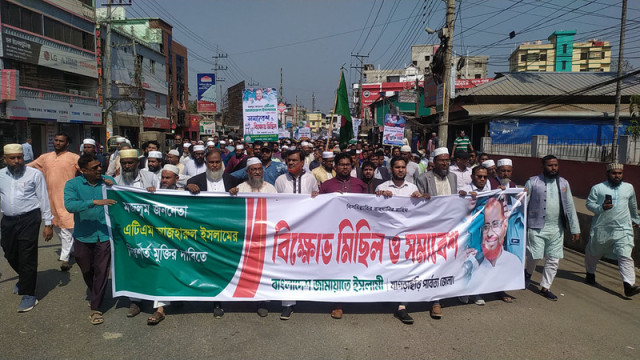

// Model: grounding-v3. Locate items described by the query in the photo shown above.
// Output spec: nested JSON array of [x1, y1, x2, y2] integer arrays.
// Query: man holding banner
[[64, 154, 116, 325]]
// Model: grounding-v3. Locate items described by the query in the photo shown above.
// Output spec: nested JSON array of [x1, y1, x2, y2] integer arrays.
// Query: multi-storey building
[[411, 44, 488, 80], [509, 30, 611, 72], [0, 0, 101, 156]]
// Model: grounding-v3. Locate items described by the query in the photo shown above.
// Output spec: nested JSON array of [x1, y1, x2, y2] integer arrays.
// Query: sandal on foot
[[502, 295, 513, 303], [147, 311, 165, 325], [90, 311, 104, 325]]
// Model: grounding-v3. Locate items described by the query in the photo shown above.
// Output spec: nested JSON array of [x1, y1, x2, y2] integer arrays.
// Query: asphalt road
[[1, 227, 639, 360]]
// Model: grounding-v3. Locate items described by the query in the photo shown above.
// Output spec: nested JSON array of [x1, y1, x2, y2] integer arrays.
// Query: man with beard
[[489, 159, 516, 190], [110, 149, 159, 192], [416, 147, 457, 200], [300, 141, 315, 169], [146, 151, 164, 180], [309, 148, 323, 170], [186, 150, 239, 319], [471, 198, 522, 284], [449, 151, 472, 189], [361, 161, 384, 194], [230, 146, 288, 185], [183, 145, 207, 176], [29, 133, 79, 271], [414, 147, 457, 319], [274, 149, 318, 320], [399, 145, 419, 184], [1, 144, 53, 312], [584, 163, 640, 297], [482, 160, 497, 180], [64, 154, 117, 324], [312, 151, 336, 185], [229, 157, 277, 194], [524, 155, 580, 301], [167, 149, 184, 175], [226, 144, 248, 173], [180, 143, 191, 164], [375, 156, 422, 324], [138, 140, 159, 170]]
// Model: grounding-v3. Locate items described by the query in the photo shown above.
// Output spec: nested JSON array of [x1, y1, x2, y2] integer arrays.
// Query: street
[[1, 225, 639, 360]]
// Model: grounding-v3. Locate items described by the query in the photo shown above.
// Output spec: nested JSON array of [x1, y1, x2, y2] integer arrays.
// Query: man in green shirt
[[452, 130, 473, 154], [64, 154, 117, 325]]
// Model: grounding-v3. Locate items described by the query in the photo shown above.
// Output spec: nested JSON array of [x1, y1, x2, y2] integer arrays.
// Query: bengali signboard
[[6, 96, 101, 123], [297, 126, 311, 140], [242, 88, 278, 142], [106, 186, 526, 302], [2, 26, 97, 78], [200, 120, 216, 135], [382, 114, 406, 146], [197, 73, 216, 113]]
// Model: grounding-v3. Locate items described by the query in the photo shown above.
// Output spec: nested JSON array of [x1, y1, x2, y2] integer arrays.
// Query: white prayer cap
[[246, 157, 262, 167], [3, 143, 23, 154], [197, 140, 204, 145], [289, 145, 296, 150], [193, 145, 205, 152], [356, 149, 362, 154], [116, 137, 126, 143], [433, 147, 448, 158], [83, 138, 96, 146], [168, 149, 180, 156], [119, 149, 139, 159], [206, 141, 215, 147], [148, 151, 163, 159], [207, 137, 214, 141], [607, 163, 624, 171], [333, 146, 340, 152], [322, 151, 334, 159], [301, 141, 310, 147], [497, 158, 512, 167], [220, 140, 227, 145], [183, 143, 191, 148], [282, 145, 289, 150], [400, 145, 411, 153], [482, 160, 496, 168], [236, 144, 244, 150], [162, 164, 180, 175]]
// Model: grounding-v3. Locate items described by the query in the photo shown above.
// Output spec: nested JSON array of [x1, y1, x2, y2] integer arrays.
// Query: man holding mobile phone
[[584, 163, 640, 297]]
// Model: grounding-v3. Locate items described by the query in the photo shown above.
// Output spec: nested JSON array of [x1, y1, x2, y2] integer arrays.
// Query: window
[[150, 60, 156, 74], [562, 61, 567, 70], [580, 51, 587, 60], [520, 54, 527, 62], [1, 2, 42, 34], [424, 56, 430, 61], [539, 53, 547, 61], [475, 74, 481, 79], [43, 16, 94, 51], [474, 62, 482, 68], [601, 52, 605, 59], [412, 60, 417, 66], [562, 44, 567, 53]]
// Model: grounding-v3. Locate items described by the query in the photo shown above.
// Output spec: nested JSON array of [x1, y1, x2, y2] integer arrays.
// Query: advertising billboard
[[242, 88, 278, 142], [197, 73, 216, 113]]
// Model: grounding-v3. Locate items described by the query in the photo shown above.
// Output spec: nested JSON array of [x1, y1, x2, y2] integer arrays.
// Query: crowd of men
[[1, 132, 638, 326]]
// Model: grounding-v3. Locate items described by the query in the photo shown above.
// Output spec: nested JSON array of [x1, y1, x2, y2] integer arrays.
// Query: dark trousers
[[0, 209, 41, 296], [74, 239, 111, 311]]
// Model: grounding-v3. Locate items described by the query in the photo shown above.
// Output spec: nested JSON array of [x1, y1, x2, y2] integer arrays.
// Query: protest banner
[[242, 88, 278, 142], [382, 114, 406, 146], [106, 186, 526, 302]]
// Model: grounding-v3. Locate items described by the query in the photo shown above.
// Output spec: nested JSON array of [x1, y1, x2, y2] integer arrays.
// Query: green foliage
[[625, 95, 640, 139]]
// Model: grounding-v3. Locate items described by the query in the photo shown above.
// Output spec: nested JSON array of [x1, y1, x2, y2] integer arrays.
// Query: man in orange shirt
[[29, 133, 79, 271]]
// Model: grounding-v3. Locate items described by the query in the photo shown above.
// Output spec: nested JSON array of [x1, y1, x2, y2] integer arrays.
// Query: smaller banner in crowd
[[382, 114, 406, 146], [242, 88, 278, 142], [351, 117, 362, 143], [297, 126, 311, 140], [106, 187, 526, 302]]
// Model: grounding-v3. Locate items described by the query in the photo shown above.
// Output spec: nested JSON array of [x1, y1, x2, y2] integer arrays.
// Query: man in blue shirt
[[64, 154, 117, 325]]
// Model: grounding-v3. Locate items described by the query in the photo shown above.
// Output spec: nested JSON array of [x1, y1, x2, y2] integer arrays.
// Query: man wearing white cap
[[180, 143, 191, 164], [183, 145, 207, 176], [82, 138, 106, 172], [229, 157, 276, 194], [584, 163, 640, 297], [400, 145, 419, 184], [226, 144, 248, 174], [482, 159, 497, 180], [206, 141, 216, 153], [489, 158, 516, 189], [160, 164, 181, 190], [311, 151, 336, 185], [167, 149, 184, 175], [29, 132, 79, 271], [524, 155, 580, 301], [106, 142, 132, 176], [300, 141, 315, 169], [145, 151, 164, 181], [1, 144, 53, 312], [109, 149, 159, 191], [415, 147, 457, 198]]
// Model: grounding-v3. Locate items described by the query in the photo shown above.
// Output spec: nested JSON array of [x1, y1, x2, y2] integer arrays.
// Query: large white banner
[[107, 187, 526, 302]]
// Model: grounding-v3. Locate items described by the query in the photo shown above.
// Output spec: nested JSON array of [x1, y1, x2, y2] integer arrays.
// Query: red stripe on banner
[[233, 198, 267, 298]]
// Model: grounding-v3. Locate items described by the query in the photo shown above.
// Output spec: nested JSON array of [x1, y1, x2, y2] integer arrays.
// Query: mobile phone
[[604, 194, 612, 203]]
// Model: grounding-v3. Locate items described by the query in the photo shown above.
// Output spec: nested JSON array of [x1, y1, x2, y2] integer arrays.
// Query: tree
[[188, 100, 198, 114], [625, 94, 640, 139], [611, 58, 635, 73]]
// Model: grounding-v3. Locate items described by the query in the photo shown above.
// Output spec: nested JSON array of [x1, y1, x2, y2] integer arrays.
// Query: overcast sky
[[123, 0, 640, 112]]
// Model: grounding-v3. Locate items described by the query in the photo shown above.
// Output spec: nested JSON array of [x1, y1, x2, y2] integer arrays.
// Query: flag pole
[[325, 68, 343, 150]]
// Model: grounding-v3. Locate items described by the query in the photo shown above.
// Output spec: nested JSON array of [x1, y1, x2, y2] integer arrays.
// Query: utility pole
[[213, 48, 227, 132], [351, 53, 369, 124], [247, 78, 259, 87], [280, 68, 283, 103], [130, 27, 145, 135], [440, 0, 456, 149], [102, 0, 113, 139], [295, 96, 298, 127], [612, 0, 627, 162], [312, 92, 316, 112]]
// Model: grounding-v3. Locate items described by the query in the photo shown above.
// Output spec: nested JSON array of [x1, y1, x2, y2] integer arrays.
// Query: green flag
[[336, 70, 353, 149]]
